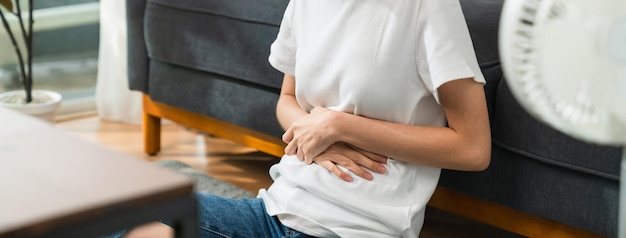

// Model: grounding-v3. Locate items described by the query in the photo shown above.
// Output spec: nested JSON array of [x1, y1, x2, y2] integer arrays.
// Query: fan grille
[[500, 0, 626, 145]]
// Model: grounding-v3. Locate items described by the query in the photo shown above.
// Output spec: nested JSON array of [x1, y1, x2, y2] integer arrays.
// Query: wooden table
[[0, 107, 198, 238]]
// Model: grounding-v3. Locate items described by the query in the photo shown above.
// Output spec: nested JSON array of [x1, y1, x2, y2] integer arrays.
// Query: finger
[[347, 144, 388, 163], [336, 145, 385, 174], [319, 147, 374, 180], [284, 141, 298, 156], [304, 148, 325, 165], [317, 160, 353, 182], [304, 153, 314, 165], [298, 146, 311, 164], [333, 155, 373, 180], [354, 155, 387, 174], [363, 151, 388, 164], [282, 129, 294, 143]]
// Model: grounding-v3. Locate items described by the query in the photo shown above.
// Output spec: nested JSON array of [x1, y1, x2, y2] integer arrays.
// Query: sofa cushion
[[144, 0, 289, 90], [150, 0, 287, 26], [148, 60, 284, 138], [492, 80, 623, 181]]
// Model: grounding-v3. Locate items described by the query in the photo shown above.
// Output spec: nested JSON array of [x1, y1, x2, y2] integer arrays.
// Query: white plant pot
[[0, 90, 62, 123]]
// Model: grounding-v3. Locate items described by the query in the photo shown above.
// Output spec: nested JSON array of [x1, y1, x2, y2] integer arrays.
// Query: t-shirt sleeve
[[268, 1, 297, 76], [415, 0, 486, 104]]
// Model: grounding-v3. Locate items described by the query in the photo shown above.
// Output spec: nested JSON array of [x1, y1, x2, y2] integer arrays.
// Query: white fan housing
[[499, 0, 626, 146]]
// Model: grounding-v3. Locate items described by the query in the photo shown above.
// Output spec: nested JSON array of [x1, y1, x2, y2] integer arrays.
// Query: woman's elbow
[[464, 143, 492, 171]]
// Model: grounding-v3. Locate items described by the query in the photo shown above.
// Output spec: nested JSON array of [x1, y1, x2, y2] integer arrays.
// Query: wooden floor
[[56, 115, 278, 193], [56, 115, 524, 238]]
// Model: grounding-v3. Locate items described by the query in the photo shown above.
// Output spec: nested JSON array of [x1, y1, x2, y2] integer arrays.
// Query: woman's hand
[[283, 106, 338, 163], [283, 106, 388, 182], [314, 143, 388, 182]]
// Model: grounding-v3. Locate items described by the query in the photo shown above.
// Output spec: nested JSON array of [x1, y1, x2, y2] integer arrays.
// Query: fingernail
[[364, 173, 373, 180], [343, 175, 353, 182], [377, 166, 386, 173]]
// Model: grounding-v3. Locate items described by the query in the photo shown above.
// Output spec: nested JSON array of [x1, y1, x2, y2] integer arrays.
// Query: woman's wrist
[[325, 109, 347, 144]]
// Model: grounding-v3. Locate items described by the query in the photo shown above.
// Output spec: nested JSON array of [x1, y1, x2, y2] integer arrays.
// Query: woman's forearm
[[328, 78, 491, 171], [277, 75, 491, 171], [276, 74, 308, 131], [331, 113, 487, 170], [277, 95, 308, 131]]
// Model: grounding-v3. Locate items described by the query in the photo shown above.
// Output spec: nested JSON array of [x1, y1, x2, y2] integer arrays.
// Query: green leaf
[[0, 0, 13, 12]]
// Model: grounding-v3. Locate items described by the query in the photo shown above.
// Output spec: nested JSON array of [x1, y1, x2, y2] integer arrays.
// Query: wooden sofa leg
[[142, 110, 161, 156]]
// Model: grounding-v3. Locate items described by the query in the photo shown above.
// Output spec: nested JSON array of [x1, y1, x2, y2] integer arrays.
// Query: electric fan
[[498, 0, 626, 236]]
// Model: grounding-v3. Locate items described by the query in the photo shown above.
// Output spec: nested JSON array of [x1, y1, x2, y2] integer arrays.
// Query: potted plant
[[0, 0, 61, 123]]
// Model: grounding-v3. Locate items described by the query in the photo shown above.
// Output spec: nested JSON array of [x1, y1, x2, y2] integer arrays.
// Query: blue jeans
[[194, 193, 315, 238], [104, 193, 316, 238]]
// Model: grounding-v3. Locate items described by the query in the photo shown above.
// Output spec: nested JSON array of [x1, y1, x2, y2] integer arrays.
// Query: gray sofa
[[126, 0, 622, 237]]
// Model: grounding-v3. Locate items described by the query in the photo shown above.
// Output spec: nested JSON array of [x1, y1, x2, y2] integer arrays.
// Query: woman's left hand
[[313, 143, 388, 182], [283, 106, 338, 164]]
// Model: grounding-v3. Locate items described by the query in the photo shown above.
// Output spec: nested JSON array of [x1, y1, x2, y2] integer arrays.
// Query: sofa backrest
[[459, 0, 505, 124], [144, 0, 289, 90]]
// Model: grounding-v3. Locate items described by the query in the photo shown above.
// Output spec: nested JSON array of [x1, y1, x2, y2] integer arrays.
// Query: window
[[0, 0, 100, 115]]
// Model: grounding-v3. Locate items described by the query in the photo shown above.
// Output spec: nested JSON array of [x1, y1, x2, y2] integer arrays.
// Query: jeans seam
[[199, 224, 230, 238]]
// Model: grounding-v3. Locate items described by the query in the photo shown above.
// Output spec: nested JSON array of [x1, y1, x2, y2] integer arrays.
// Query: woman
[[123, 0, 490, 237]]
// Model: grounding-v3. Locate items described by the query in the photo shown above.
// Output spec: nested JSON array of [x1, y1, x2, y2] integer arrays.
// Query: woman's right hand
[[313, 143, 388, 182]]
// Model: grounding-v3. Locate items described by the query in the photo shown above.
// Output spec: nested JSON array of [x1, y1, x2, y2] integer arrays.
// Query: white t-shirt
[[259, 0, 485, 237]]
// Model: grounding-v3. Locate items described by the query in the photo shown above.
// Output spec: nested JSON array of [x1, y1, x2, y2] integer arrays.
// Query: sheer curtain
[[95, 0, 142, 125]]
